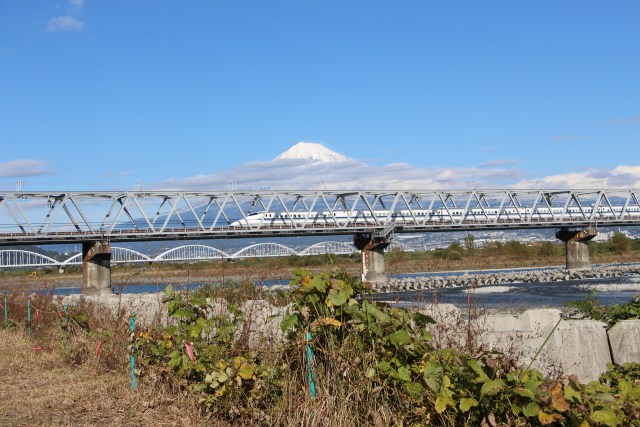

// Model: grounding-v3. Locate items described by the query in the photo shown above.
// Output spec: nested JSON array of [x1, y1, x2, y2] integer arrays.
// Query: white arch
[[112, 247, 152, 264], [154, 245, 230, 262], [62, 253, 82, 266], [0, 250, 60, 268], [232, 243, 297, 259], [299, 241, 357, 256]]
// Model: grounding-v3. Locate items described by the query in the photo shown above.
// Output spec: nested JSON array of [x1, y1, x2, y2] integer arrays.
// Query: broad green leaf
[[238, 362, 254, 380], [389, 329, 411, 347], [523, 379, 541, 393], [365, 367, 376, 378], [404, 382, 423, 395], [190, 295, 207, 307], [192, 383, 207, 392], [459, 397, 478, 412], [467, 359, 482, 373], [435, 394, 453, 414], [280, 313, 300, 333], [514, 387, 536, 399], [480, 379, 505, 396], [443, 375, 451, 389], [523, 402, 541, 418], [327, 290, 349, 307], [424, 377, 438, 392], [310, 275, 327, 293], [591, 409, 622, 427], [595, 392, 615, 402], [164, 284, 175, 296], [190, 317, 206, 338], [564, 385, 583, 403], [363, 300, 390, 323], [377, 360, 392, 373], [168, 351, 182, 368], [468, 359, 490, 382], [397, 366, 411, 381], [413, 312, 436, 327]]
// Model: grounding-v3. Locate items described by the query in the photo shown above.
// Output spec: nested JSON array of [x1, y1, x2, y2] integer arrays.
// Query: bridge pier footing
[[354, 233, 391, 284], [556, 227, 598, 271], [81, 241, 113, 295]]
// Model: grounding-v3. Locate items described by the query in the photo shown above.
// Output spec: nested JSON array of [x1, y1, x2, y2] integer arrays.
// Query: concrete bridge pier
[[81, 241, 113, 295], [555, 227, 598, 271], [354, 232, 391, 284]]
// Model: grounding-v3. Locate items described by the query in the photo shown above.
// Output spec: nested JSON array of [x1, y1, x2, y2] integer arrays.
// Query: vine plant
[[137, 273, 640, 426]]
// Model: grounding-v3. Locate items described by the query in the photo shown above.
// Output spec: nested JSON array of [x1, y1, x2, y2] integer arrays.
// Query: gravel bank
[[373, 265, 640, 294]]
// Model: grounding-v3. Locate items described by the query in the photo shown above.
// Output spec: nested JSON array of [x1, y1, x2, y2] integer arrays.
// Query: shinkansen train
[[229, 205, 640, 227]]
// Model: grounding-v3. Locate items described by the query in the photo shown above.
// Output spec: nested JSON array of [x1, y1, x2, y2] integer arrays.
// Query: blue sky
[[1, 0, 639, 191]]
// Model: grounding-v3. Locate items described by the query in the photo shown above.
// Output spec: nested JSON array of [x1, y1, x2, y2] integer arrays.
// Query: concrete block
[[518, 309, 563, 335], [539, 320, 610, 383], [608, 320, 640, 365], [483, 314, 522, 332], [482, 331, 548, 370], [417, 303, 461, 323], [240, 299, 285, 346], [58, 293, 168, 326]]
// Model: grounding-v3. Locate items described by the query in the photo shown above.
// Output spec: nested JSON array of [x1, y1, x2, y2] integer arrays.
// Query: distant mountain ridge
[[275, 142, 352, 164]]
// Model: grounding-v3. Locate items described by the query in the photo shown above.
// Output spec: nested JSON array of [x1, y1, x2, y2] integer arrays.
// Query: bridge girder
[[0, 189, 639, 245]]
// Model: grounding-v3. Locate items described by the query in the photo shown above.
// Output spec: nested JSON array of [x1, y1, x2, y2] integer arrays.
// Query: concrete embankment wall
[[422, 303, 640, 383], [59, 294, 640, 384]]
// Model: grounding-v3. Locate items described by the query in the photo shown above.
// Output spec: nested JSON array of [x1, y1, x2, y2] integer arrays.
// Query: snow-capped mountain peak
[[275, 142, 352, 163]]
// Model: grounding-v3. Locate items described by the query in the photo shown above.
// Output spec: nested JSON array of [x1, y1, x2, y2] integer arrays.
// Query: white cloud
[[46, 16, 85, 32], [70, 0, 85, 7], [149, 144, 640, 191], [0, 160, 53, 178], [514, 165, 640, 189], [154, 155, 523, 191]]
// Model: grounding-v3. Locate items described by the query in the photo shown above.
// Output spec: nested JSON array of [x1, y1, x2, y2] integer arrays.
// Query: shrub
[[537, 241, 560, 257], [132, 271, 640, 425], [611, 232, 631, 254]]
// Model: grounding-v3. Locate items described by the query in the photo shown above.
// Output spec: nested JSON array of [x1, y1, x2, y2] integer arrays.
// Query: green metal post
[[3, 297, 7, 329], [306, 331, 316, 399]]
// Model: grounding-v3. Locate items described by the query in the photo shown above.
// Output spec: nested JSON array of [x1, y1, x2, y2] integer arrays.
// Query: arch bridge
[[0, 241, 365, 269]]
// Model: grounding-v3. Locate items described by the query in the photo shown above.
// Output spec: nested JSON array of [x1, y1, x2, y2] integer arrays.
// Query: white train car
[[229, 205, 640, 227]]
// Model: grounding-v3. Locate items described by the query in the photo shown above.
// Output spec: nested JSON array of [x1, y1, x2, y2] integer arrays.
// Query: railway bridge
[[1, 189, 639, 293]]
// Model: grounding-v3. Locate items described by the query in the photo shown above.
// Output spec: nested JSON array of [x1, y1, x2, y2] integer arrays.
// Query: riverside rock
[[375, 264, 640, 294]]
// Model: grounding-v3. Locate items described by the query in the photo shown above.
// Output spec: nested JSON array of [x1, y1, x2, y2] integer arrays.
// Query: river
[[48, 266, 640, 310]]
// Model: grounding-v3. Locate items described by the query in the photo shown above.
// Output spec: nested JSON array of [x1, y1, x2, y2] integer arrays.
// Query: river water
[[370, 276, 640, 310], [49, 267, 640, 310]]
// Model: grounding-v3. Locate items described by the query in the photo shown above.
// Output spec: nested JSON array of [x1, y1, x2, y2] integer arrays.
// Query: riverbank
[[377, 264, 640, 293], [1, 246, 638, 292]]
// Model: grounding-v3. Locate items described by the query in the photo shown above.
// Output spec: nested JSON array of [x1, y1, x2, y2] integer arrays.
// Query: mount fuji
[[275, 142, 352, 164]]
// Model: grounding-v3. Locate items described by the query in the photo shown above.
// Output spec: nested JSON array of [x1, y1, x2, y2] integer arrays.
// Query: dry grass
[[0, 329, 212, 427]]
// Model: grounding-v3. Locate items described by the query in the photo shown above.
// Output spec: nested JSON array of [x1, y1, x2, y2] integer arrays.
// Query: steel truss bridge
[[1, 189, 639, 245], [0, 240, 414, 269]]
